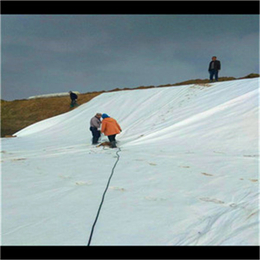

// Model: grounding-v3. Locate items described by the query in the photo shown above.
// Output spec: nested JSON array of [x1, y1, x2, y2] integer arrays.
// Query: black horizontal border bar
[[1, 1, 259, 15], [1, 245, 259, 259]]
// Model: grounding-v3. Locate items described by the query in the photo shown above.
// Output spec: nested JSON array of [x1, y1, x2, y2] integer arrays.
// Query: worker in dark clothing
[[208, 56, 221, 82], [69, 91, 78, 107]]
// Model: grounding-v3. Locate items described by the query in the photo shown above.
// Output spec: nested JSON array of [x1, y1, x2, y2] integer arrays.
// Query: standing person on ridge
[[101, 113, 122, 148], [90, 113, 102, 145], [208, 56, 221, 82]]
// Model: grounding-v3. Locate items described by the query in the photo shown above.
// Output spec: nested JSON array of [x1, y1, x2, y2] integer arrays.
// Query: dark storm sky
[[1, 15, 259, 100]]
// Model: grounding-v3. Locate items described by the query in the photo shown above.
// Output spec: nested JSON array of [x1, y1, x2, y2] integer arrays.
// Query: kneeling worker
[[101, 113, 122, 148]]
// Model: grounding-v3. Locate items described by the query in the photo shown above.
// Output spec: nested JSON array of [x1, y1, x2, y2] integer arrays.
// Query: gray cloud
[[1, 15, 259, 100]]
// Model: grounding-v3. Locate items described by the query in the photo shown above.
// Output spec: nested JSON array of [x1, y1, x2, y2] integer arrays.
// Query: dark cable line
[[87, 148, 121, 246]]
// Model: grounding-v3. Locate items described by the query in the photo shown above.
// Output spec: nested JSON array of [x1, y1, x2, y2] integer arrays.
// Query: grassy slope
[[1, 92, 102, 137], [1, 74, 259, 137]]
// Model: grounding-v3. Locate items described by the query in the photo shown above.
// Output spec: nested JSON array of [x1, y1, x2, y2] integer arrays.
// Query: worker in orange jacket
[[101, 113, 122, 148]]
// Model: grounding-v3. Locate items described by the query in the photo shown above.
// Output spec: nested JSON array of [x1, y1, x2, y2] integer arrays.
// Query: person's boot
[[110, 141, 117, 148]]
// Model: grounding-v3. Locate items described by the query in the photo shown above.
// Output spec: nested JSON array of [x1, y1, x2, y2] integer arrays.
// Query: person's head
[[95, 113, 102, 119], [212, 56, 217, 61], [102, 113, 110, 119]]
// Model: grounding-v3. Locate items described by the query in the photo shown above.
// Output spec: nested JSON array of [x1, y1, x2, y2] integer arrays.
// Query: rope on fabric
[[87, 147, 121, 246]]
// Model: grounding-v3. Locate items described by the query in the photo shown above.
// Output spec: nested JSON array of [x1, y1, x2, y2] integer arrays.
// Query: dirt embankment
[[1, 74, 259, 137], [1, 92, 102, 137]]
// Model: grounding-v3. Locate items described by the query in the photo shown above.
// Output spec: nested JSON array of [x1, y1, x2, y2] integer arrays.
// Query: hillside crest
[[1, 73, 259, 137]]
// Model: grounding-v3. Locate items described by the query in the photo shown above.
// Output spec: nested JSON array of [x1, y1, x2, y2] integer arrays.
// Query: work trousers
[[108, 134, 117, 148], [90, 127, 101, 144], [108, 134, 117, 143], [70, 99, 78, 107], [209, 70, 219, 81]]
